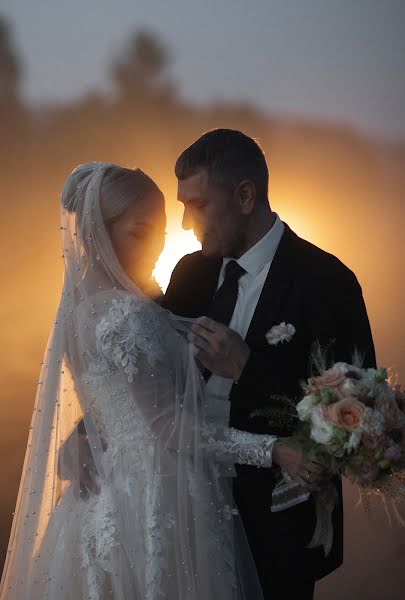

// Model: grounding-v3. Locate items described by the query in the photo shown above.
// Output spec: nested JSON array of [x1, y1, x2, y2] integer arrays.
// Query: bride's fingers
[[301, 465, 331, 487], [80, 466, 100, 495], [295, 474, 321, 492], [304, 461, 325, 474], [86, 474, 100, 495], [79, 485, 89, 501]]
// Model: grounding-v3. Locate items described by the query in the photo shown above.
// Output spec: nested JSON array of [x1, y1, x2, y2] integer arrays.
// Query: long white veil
[[0, 163, 265, 599]]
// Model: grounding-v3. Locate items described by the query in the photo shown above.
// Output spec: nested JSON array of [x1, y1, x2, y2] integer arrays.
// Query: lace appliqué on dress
[[201, 425, 276, 467], [95, 296, 165, 382]]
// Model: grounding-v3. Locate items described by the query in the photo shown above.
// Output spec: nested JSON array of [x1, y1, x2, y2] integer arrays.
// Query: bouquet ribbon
[[307, 484, 338, 556]]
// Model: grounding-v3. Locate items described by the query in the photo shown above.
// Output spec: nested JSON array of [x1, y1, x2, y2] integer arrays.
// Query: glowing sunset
[[153, 227, 201, 292]]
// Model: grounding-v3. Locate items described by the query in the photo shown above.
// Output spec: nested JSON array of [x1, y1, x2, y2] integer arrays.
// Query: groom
[[162, 129, 376, 599]]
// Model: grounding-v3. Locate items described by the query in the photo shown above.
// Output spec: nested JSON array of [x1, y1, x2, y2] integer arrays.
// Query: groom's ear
[[237, 180, 256, 215]]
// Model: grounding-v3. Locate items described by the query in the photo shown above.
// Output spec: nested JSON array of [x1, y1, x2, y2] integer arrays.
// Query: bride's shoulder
[[96, 292, 159, 332], [93, 292, 169, 380], [74, 289, 146, 320]]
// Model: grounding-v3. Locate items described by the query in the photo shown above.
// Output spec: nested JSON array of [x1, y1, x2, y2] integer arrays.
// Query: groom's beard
[[200, 228, 247, 259], [226, 230, 248, 259]]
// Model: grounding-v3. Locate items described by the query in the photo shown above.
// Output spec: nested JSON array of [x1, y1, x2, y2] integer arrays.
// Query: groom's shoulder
[[166, 250, 219, 291], [290, 228, 359, 286], [173, 250, 205, 270], [172, 250, 219, 276]]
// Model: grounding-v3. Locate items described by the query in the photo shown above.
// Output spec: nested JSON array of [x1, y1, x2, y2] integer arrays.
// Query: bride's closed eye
[[130, 231, 148, 240]]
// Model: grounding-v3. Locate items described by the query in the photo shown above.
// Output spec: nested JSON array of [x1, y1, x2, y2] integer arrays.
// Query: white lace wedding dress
[[29, 291, 275, 599], [0, 163, 276, 600]]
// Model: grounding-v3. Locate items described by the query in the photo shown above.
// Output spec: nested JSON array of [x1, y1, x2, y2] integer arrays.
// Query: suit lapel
[[245, 224, 300, 346], [185, 255, 222, 316], [199, 256, 222, 312]]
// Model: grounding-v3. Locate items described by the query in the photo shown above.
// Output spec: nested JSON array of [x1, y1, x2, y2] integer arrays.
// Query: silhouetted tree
[[0, 17, 22, 108], [112, 30, 174, 107]]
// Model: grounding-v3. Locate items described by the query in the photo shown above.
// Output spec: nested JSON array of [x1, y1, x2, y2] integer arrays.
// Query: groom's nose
[[182, 206, 193, 231]]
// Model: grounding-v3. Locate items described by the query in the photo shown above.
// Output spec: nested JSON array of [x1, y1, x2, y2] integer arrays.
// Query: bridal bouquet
[[295, 362, 405, 491], [253, 358, 405, 554]]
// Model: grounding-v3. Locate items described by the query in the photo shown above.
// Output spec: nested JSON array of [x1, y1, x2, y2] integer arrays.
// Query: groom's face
[[177, 169, 245, 258]]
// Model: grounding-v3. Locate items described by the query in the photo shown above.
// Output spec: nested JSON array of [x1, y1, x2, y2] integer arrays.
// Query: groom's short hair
[[175, 129, 269, 201]]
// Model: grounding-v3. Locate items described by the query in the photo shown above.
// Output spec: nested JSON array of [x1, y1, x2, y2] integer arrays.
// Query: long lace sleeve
[[93, 294, 277, 469], [199, 423, 276, 467]]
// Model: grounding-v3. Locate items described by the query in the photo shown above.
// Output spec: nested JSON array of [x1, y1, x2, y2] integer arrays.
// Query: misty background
[[0, 2, 404, 598]]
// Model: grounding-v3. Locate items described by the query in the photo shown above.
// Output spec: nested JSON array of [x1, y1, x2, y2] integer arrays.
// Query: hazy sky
[[2, 0, 405, 140]]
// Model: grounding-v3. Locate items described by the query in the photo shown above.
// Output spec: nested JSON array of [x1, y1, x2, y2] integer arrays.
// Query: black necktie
[[208, 260, 246, 326], [203, 260, 246, 381]]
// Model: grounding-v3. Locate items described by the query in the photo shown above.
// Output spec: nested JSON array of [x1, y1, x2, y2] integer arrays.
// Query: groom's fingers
[[190, 344, 213, 369], [188, 328, 222, 359], [190, 323, 217, 346]]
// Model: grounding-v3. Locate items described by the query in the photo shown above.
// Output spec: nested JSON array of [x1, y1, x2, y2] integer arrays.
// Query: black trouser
[[233, 472, 342, 600], [268, 577, 315, 600]]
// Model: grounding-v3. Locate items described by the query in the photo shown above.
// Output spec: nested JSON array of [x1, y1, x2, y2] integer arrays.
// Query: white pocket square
[[265, 322, 296, 346]]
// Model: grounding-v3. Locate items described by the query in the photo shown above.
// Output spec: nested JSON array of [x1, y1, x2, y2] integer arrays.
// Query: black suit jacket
[[163, 223, 376, 585]]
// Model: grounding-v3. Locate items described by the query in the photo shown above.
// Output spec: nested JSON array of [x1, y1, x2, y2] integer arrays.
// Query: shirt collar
[[223, 214, 285, 277]]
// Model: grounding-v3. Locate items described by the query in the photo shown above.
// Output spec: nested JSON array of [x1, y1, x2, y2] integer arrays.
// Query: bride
[[0, 162, 278, 600]]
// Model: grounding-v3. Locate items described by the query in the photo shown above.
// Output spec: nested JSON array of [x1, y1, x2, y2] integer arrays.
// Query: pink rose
[[312, 364, 348, 390], [324, 397, 366, 431], [375, 392, 404, 429]]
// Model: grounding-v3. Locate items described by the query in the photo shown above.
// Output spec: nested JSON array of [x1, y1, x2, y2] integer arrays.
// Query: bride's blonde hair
[[61, 162, 162, 225]]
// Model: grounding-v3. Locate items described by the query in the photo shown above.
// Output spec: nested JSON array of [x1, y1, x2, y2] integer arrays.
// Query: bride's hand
[[272, 439, 330, 492], [77, 434, 101, 500]]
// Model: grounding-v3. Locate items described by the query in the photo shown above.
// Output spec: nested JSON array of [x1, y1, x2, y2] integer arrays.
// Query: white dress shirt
[[206, 214, 285, 401]]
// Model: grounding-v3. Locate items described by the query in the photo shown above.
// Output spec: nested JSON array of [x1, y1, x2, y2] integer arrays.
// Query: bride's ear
[[236, 180, 256, 215]]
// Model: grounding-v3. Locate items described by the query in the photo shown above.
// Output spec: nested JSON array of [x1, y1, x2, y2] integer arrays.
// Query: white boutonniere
[[265, 322, 296, 346]]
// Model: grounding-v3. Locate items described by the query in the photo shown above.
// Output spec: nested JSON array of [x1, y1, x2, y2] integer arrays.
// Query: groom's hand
[[272, 440, 330, 492], [188, 317, 250, 381]]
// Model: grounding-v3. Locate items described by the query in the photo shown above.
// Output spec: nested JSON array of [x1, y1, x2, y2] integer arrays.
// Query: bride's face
[[108, 192, 166, 289]]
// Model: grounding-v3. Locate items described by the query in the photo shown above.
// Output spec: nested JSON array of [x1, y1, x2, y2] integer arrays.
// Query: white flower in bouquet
[[360, 367, 388, 399], [296, 393, 320, 422], [347, 430, 362, 453], [310, 407, 335, 445]]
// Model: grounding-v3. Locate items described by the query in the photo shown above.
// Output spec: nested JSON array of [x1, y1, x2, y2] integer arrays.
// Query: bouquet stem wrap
[[307, 485, 338, 556]]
